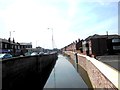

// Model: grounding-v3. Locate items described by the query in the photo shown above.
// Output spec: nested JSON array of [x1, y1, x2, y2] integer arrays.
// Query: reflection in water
[[44, 54, 88, 88], [53, 67, 56, 88], [68, 56, 93, 89]]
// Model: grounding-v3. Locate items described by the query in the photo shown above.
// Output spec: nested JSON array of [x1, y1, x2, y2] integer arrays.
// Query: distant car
[[31, 52, 38, 56], [43, 53, 49, 55], [39, 52, 44, 55], [24, 52, 31, 56], [0, 53, 12, 59]]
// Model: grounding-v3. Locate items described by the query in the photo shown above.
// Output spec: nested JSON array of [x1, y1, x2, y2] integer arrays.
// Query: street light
[[47, 28, 56, 88], [36, 40, 40, 48], [48, 28, 54, 49]]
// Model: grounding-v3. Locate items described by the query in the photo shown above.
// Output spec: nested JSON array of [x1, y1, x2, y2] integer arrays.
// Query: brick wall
[[64, 51, 118, 89], [78, 55, 87, 71], [86, 60, 117, 89]]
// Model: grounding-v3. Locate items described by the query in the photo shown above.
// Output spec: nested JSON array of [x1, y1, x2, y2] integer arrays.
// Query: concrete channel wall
[[64, 51, 119, 90], [2, 53, 58, 90]]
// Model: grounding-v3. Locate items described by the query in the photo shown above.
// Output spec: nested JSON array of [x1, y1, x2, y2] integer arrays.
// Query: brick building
[[62, 42, 76, 51], [75, 39, 83, 51], [83, 34, 120, 56], [0, 38, 32, 56], [62, 34, 120, 57]]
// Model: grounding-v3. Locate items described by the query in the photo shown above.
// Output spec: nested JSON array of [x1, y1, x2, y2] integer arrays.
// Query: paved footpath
[[96, 55, 120, 72], [44, 54, 88, 88]]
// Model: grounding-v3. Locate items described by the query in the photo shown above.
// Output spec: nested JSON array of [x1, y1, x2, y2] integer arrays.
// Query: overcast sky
[[0, 0, 119, 49]]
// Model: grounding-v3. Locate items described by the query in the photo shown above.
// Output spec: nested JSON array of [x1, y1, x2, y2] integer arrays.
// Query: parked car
[[24, 52, 31, 56], [31, 52, 38, 56], [38, 52, 44, 55], [43, 53, 49, 55], [0, 53, 12, 59]]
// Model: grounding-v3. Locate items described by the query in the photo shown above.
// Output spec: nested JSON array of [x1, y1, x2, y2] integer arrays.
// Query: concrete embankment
[[64, 51, 119, 90], [2, 53, 58, 90]]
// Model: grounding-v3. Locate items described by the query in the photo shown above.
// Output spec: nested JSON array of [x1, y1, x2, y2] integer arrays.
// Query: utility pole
[[36, 40, 38, 48], [48, 28, 54, 49]]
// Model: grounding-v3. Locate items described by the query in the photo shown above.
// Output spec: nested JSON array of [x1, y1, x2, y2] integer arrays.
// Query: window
[[112, 38, 120, 43], [12, 45, 13, 49], [0, 43, 2, 49], [15, 46, 17, 49], [18, 46, 20, 49], [113, 46, 120, 50], [5, 44, 7, 49]]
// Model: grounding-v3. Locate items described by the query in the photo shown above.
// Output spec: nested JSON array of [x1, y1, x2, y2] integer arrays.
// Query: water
[[68, 57, 93, 88], [44, 54, 89, 88]]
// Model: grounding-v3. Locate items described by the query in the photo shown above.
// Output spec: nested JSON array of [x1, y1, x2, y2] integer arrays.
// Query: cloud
[[0, 0, 73, 48], [77, 0, 119, 2], [0, 0, 118, 49]]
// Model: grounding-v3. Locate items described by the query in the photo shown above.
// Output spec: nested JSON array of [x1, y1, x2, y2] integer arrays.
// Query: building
[[85, 34, 120, 56], [26, 46, 44, 54], [0, 38, 20, 54], [61, 34, 120, 57], [64, 42, 76, 51], [0, 38, 32, 56], [19, 42, 32, 49]]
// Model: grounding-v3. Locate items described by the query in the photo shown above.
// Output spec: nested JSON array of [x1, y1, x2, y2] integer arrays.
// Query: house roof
[[19, 43, 32, 46], [0, 38, 31, 45], [85, 34, 120, 41], [0, 38, 10, 43]]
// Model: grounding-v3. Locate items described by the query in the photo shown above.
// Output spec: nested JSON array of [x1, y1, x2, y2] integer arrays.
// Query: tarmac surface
[[96, 55, 120, 72]]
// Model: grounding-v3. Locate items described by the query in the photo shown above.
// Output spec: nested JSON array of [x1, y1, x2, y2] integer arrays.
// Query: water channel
[[44, 54, 93, 89]]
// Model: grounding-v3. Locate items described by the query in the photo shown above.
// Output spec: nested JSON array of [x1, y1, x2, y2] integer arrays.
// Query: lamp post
[[47, 28, 56, 88], [36, 40, 39, 48], [48, 28, 54, 49]]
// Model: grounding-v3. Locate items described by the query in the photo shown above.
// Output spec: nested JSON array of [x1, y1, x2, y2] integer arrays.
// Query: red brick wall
[[64, 51, 118, 89], [86, 60, 117, 89], [78, 55, 87, 71]]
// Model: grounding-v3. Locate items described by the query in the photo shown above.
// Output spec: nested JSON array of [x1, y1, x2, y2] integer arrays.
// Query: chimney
[[75, 40, 77, 43], [78, 38, 80, 42], [13, 38, 15, 43], [8, 38, 11, 42]]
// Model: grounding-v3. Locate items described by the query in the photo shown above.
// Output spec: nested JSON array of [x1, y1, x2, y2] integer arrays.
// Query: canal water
[[44, 54, 92, 89]]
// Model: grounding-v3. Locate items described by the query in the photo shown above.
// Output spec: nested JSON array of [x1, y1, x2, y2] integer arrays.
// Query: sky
[[0, 0, 119, 49]]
